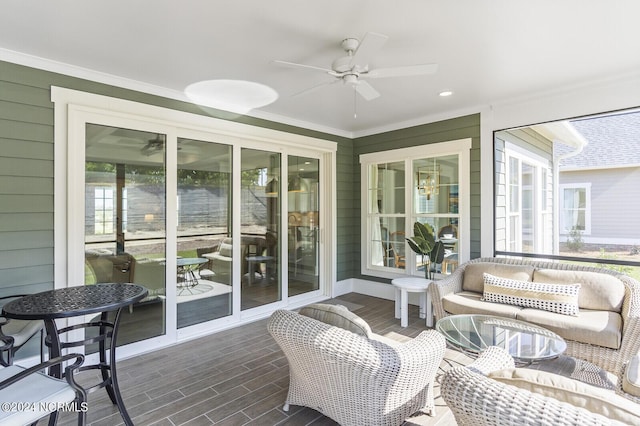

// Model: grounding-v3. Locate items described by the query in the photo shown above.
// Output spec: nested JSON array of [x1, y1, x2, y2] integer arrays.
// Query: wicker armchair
[[441, 346, 640, 426], [267, 308, 446, 426], [430, 257, 640, 374]]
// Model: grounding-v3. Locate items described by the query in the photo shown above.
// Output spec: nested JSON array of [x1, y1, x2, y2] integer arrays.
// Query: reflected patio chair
[[0, 295, 45, 367], [437, 224, 458, 238], [389, 231, 406, 268], [438, 224, 459, 274]]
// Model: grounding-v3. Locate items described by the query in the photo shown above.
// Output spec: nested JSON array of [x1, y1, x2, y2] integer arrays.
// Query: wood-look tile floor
[[50, 293, 471, 426]]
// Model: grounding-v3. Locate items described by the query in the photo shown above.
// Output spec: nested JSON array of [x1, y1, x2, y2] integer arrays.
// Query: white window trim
[[52, 87, 337, 359], [359, 138, 472, 279], [559, 183, 592, 235]]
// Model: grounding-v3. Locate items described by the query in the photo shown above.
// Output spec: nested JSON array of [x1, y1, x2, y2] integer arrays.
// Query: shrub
[[566, 226, 583, 252]]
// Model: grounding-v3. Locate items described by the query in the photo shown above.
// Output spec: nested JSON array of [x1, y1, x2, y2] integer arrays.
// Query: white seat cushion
[[0, 365, 78, 425], [517, 307, 622, 350], [624, 355, 640, 397]]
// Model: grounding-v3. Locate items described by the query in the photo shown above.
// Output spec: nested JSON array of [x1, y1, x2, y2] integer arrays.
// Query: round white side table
[[391, 277, 433, 328]]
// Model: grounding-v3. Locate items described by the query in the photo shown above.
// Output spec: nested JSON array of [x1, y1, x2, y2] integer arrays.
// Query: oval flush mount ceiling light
[[185, 79, 278, 114], [439, 90, 453, 97]]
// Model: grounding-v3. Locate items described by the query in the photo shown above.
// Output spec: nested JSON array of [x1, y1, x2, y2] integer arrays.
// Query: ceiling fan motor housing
[[332, 55, 353, 73]]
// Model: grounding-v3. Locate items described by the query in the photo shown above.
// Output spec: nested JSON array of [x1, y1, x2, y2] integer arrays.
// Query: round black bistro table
[[2, 283, 147, 426]]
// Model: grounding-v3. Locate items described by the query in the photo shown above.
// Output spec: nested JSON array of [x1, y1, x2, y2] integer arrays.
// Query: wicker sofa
[[441, 346, 640, 425], [267, 304, 446, 426], [430, 257, 640, 374]]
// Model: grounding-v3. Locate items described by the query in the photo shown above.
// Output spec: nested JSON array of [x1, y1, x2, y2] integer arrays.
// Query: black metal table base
[[46, 308, 133, 425]]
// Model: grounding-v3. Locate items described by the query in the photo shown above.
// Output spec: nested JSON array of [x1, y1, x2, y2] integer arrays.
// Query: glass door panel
[[288, 155, 320, 296], [84, 124, 166, 348], [240, 149, 281, 310], [176, 138, 232, 328]]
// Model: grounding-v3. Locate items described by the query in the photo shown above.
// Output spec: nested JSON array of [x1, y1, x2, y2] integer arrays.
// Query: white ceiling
[[2, 0, 640, 138]]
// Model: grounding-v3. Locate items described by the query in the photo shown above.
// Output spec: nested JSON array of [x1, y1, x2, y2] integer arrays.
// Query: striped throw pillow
[[482, 273, 581, 316]]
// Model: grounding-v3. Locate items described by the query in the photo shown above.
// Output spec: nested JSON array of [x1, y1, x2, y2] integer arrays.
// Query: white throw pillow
[[483, 273, 580, 316]]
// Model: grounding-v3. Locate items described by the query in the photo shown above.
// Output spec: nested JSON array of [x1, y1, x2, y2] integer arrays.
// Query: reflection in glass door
[[84, 124, 166, 348], [288, 155, 320, 296], [176, 138, 232, 328], [240, 149, 281, 310]]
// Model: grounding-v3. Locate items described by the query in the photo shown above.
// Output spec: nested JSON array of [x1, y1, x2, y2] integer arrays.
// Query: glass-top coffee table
[[436, 314, 567, 363]]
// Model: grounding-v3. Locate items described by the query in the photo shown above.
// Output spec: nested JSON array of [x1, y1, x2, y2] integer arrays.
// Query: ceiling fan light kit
[[273, 32, 438, 108]]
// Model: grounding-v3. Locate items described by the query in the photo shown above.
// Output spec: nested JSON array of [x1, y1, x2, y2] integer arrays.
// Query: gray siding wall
[[0, 66, 55, 297], [0, 60, 351, 295], [560, 167, 640, 241], [352, 114, 481, 282]]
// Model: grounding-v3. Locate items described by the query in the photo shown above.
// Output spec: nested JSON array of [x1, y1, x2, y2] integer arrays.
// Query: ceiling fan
[[273, 32, 438, 101], [141, 134, 166, 156]]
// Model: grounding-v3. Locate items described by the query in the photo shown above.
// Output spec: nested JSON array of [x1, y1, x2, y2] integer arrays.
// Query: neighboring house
[[557, 112, 640, 248]]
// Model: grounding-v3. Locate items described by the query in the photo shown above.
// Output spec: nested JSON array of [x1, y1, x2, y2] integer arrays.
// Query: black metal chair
[[0, 342, 87, 426], [0, 295, 45, 367]]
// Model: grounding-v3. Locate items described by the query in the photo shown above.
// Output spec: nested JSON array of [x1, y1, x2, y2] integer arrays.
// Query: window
[[93, 187, 114, 235], [560, 184, 591, 234], [360, 139, 471, 279]]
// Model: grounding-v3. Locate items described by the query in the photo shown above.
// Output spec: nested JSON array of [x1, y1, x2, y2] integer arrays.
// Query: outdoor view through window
[[494, 108, 640, 279]]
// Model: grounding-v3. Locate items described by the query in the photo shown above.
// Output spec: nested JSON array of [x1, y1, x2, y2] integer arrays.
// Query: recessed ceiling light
[[185, 80, 278, 114], [439, 91, 453, 97]]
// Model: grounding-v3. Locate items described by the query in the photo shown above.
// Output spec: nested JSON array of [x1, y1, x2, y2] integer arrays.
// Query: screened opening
[[494, 108, 640, 279]]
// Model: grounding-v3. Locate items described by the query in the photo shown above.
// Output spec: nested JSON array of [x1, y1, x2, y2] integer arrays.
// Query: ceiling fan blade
[[354, 80, 380, 101], [349, 32, 389, 67], [271, 60, 334, 74], [366, 63, 439, 79], [291, 80, 339, 98]]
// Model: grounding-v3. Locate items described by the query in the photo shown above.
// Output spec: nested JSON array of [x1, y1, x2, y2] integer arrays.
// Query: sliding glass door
[[240, 148, 282, 310], [84, 124, 166, 345], [288, 155, 320, 297], [57, 87, 335, 357], [176, 138, 232, 328]]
